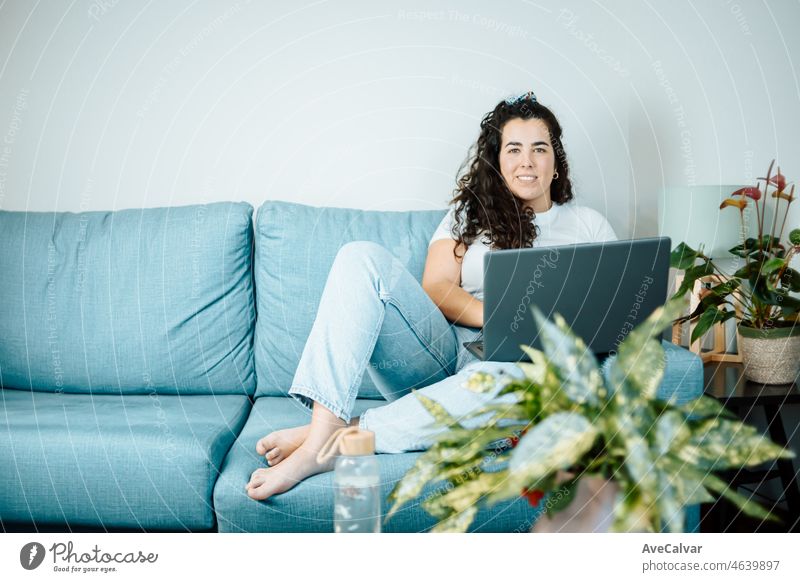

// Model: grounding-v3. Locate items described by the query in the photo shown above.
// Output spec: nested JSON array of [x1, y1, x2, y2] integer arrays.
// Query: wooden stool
[[672, 272, 743, 364]]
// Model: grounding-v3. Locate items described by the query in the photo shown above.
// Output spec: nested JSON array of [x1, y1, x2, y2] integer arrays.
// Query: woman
[[246, 92, 616, 500]]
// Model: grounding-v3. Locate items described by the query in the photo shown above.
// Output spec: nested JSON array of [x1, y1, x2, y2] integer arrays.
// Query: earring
[[553, 171, 559, 180]]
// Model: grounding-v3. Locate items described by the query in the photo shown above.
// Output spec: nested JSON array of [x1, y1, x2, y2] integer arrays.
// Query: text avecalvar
[[642, 544, 702, 554]]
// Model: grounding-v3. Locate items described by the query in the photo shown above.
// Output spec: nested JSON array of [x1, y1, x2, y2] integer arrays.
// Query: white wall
[[2, 0, 800, 523], [1, 0, 799, 241]]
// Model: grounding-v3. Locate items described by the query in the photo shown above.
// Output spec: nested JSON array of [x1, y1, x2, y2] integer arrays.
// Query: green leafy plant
[[671, 160, 800, 343], [386, 299, 793, 532]]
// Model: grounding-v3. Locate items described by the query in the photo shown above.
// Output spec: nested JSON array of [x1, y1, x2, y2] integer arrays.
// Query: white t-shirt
[[428, 203, 618, 301]]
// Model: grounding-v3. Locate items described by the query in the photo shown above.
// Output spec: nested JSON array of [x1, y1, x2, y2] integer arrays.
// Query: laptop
[[463, 237, 670, 362]]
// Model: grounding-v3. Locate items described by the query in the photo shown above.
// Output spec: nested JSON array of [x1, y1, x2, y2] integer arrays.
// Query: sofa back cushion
[[0, 202, 256, 395], [253, 201, 445, 399]]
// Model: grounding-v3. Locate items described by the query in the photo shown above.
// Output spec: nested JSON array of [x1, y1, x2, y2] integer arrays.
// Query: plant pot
[[531, 474, 628, 533], [737, 324, 800, 385]]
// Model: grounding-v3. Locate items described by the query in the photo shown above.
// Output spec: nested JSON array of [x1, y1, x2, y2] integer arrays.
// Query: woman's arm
[[421, 239, 483, 328]]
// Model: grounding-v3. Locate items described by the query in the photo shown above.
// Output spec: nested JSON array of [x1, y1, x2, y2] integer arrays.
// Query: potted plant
[[671, 160, 800, 384], [385, 299, 792, 532]]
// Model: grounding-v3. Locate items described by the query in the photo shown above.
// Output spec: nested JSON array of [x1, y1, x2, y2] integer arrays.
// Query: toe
[[247, 481, 274, 501], [248, 468, 267, 488], [265, 448, 281, 463], [256, 435, 273, 455]]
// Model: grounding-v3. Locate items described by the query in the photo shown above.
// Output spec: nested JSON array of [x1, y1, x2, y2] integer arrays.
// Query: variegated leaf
[[654, 468, 685, 533], [658, 456, 714, 505], [438, 426, 524, 451], [414, 391, 464, 429], [683, 484, 715, 505], [518, 345, 552, 385], [430, 506, 479, 533], [461, 371, 497, 394], [682, 417, 794, 469], [530, 308, 605, 406], [612, 336, 665, 402], [432, 462, 491, 486], [461, 403, 528, 423], [679, 396, 737, 420], [423, 470, 509, 523], [655, 411, 690, 456], [386, 450, 441, 522], [610, 298, 687, 401], [613, 414, 658, 505], [509, 412, 598, 484], [701, 471, 776, 521], [610, 491, 654, 532]]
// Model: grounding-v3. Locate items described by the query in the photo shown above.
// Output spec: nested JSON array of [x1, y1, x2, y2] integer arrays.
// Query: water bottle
[[332, 429, 381, 533]]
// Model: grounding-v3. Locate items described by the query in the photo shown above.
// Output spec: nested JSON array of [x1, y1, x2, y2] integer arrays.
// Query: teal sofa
[[0, 201, 704, 532]]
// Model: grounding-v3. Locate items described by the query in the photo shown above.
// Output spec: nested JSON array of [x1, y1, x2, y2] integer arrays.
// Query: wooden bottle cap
[[340, 430, 375, 456]]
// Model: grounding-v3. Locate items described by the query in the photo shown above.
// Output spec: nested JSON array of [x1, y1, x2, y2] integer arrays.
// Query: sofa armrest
[[601, 340, 704, 405]]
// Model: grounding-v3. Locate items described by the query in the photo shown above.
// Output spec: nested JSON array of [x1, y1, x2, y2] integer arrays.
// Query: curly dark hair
[[449, 96, 574, 260]]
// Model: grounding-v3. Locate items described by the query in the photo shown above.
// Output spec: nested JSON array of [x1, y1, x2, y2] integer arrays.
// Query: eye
[[508, 147, 520, 153], [535, 147, 547, 153]]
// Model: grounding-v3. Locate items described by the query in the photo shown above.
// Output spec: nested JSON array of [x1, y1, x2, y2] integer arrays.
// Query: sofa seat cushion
[[213, 396, 539, 532], [0, 202, 256, 396], [253, 201, 445, 400], [0, 389, 251, 530]]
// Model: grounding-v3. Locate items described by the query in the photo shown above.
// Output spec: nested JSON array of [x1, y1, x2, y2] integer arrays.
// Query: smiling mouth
[[517, 176, 538, 182]]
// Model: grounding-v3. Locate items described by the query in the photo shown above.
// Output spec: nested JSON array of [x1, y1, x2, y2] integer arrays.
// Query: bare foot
[[245, 446, 336, 501], [247, 401, 349, 500], [255, 424, 310, 466]]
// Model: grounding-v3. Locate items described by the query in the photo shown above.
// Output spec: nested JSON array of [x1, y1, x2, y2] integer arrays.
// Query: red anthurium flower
[[522, 488, 545, 507], [731, 187, 761, 200], [758, 172, 787, 191], [771, 172, 786, 191], [720, 198, 748, 210], [508, 427, 529, 448]]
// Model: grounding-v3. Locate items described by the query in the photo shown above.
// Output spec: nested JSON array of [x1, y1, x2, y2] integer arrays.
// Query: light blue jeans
[[289, 241, 523, 454]]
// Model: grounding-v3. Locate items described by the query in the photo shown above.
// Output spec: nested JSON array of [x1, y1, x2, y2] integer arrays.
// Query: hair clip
[[504, 91, 538, 105]]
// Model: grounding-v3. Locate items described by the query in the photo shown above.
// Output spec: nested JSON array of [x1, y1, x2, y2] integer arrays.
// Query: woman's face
[[498, 117, 557, 213]]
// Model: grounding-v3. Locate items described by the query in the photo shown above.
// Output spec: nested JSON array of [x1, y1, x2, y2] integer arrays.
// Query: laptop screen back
[[481, 237, 670, 362]]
